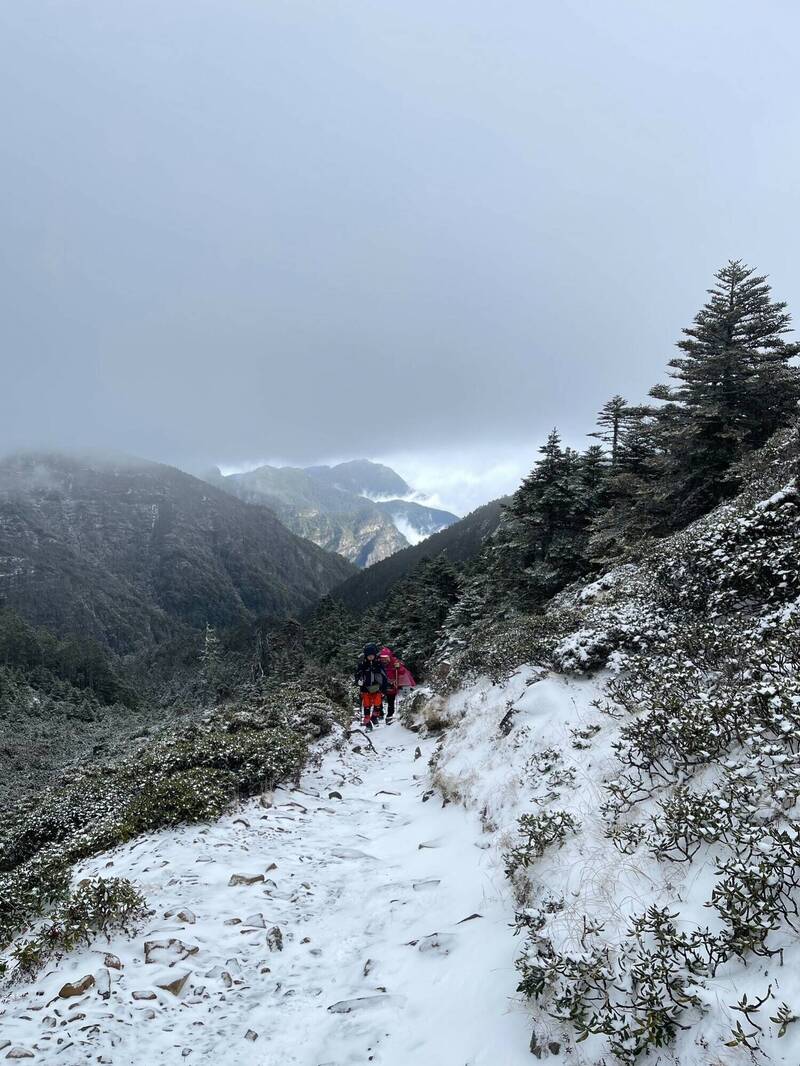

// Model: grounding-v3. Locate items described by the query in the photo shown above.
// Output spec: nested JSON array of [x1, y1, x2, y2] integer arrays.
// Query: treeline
[[0, 606, 137, 708], [462, 259, 800, 623], [303, 260, 800, 679]]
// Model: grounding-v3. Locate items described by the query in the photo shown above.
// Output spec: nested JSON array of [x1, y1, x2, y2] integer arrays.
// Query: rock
[[144, 939, 199, 966], [222, 971, 233, 989], [421, 790, 434, 803], [244, 1030, 258, 1042], [375, 790, 400, 797], [243, 913, 266, 928], [415, 932, 456, 955], [228, 873, 265, 887], [266, 926, 284, 952], [58, 974, 95, 998], [95, 968, 111, 1000], [132, 990, 157, 1001], [412, 879, 441, 892], [414, 746, 422, 760], [457, 913, 483, 923], [5, 1049, 34, 1060], [156, 971, 191, 997], [176, 909, 196, 924], [102, 953, 122, 970], [362, 958, 374, 977], [224, 917, 242, 925], [265, 862, 278, 873], [529, 1029, 559, 1058], [328, 791, 342, 800], [259, 791, 274, 809], [233, 818, 250, 828]]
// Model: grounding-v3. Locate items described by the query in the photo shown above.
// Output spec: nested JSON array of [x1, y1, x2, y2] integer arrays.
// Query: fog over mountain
[[2, 1, 798, 485]]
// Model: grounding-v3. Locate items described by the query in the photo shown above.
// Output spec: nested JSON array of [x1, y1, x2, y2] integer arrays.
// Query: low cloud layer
[[1, 2, 799, 481]]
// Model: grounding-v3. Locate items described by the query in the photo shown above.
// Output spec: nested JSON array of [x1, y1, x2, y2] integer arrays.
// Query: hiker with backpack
[[378, 646, 416, 723], [355, 642, 390, 731]]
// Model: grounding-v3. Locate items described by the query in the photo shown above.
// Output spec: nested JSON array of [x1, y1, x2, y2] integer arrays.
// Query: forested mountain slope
[[0, 452, 354, 655], [331, 497, 505, 612]]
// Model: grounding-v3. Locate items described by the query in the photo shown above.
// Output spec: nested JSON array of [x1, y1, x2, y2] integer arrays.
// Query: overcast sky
[[2, 1, 799, 512]]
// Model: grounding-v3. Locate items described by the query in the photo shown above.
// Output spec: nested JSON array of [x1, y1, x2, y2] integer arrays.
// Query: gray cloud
[[1, 1, 799, 482]]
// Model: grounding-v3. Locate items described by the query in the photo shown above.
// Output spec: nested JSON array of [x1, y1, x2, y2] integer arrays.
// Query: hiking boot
[[365, 722, 373, 732]]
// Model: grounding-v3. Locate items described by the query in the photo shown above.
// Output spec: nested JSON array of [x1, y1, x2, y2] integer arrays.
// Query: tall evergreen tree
[[650, 260, 800, 524], [589, 395, 632, 465]]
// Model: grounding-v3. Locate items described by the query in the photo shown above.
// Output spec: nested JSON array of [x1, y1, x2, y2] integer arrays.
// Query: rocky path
[[0, 724, 532, 1065]]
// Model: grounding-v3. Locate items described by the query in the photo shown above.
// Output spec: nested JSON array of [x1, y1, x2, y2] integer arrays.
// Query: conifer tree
[[589, 395, 632, 465], [650, 260, 800, 524]]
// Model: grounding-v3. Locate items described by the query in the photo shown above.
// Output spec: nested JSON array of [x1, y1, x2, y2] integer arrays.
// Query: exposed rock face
[[220, 463, 409, 567], [0, 451, 354, 654]]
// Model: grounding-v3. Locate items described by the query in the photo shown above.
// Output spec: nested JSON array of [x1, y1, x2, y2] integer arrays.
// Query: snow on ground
[[0, 723, 533, 1065], [430, 668, 800, 1065]]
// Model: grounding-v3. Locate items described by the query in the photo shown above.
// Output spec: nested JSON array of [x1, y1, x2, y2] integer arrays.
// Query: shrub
[[122, 768, 236, 834], [10, 876, 148, 980]]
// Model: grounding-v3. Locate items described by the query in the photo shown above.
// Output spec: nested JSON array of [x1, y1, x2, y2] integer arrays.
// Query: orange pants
[[361, 691, 383, 721]]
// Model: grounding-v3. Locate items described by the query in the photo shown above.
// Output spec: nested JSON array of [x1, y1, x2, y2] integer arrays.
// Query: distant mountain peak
[[305, 460, 411, 499]]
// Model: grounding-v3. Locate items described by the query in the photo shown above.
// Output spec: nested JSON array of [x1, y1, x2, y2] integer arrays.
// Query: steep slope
[[372, 499, 458, 544], [221, 464, 409, 567], [332, 497, 506, 612], [407, 420, 800, 1063], [0, 452, 354, 654]]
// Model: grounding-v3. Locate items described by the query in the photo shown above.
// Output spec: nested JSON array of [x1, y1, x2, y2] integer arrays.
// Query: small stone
[[95, 968, 111, 1000], [243, 913, 266, 928], [5, 1049, 35, 1060], [265, 862, 278, 873], [176, 909, 196, 924], [223, 918, 242, 926], [102, 953, 122, 970], [156, 971, 191, 997], [58, 974, 95, 998], [228, 873, 265, 887], [266, 926, 284, 952], [144, 939, 199, 966], [132, 990, 157, 1001], [328, 791, 342, 800], [414, 746, 422, 760], [233, 818, 250, 827], [244, 1030, 258, 1042]]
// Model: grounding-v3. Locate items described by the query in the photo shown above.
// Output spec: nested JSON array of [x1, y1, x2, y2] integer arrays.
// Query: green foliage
[[0, 606, 136, 707], [10, 876, 148, 980], [0, 681, 336, 954], [122, 768, 235, 833]]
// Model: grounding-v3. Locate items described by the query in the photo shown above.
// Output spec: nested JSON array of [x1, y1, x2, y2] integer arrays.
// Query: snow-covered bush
[[9, 876, 148, 980], [508, 432, 800, 1062]]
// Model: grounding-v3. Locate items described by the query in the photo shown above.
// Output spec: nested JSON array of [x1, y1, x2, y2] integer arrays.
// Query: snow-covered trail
[[1, 724, 533, 1065]]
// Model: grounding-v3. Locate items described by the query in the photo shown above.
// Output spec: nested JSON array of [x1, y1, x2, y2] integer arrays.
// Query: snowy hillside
[[0, 723, 532, 1065]]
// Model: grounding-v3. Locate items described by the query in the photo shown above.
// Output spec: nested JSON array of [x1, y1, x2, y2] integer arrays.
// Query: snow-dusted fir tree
[[588, 395, 633, 466], [649, 260, 800, 526]]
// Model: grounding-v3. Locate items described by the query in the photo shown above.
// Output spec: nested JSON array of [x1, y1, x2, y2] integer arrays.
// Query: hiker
[[378, 646, 416, 723], [355, 642, 390, 731]]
